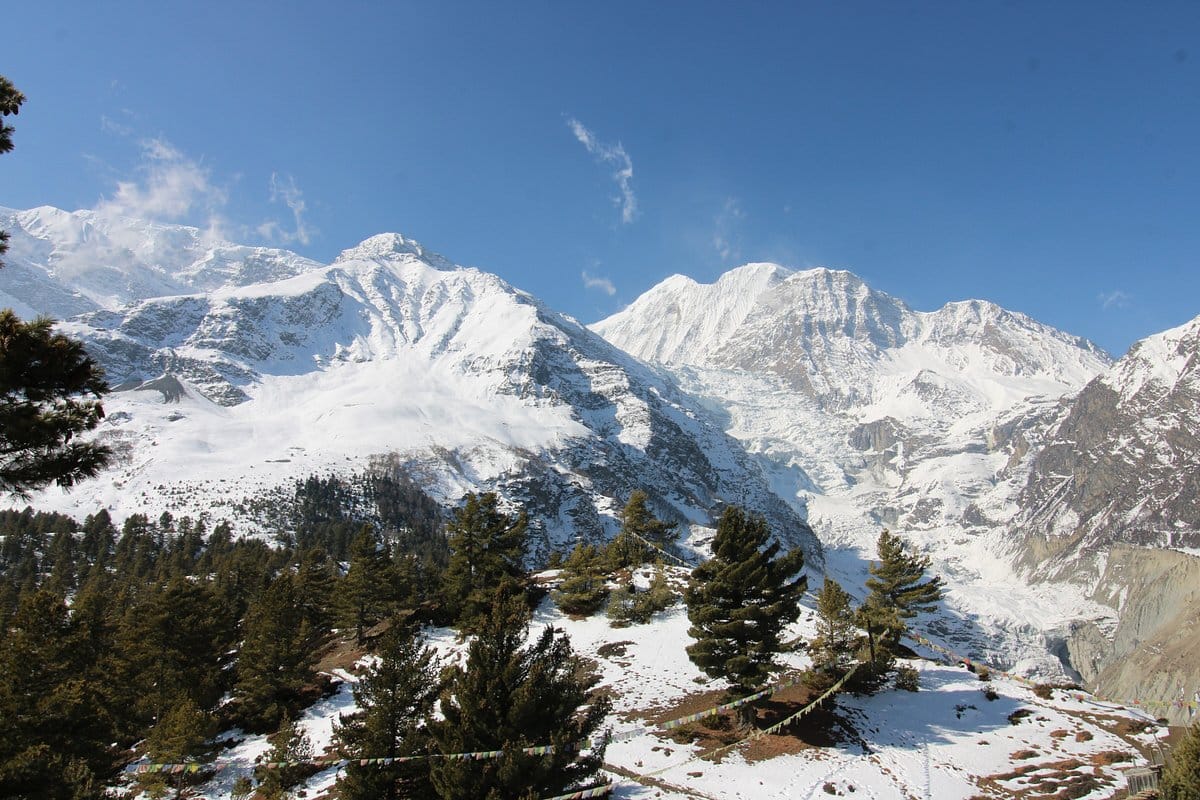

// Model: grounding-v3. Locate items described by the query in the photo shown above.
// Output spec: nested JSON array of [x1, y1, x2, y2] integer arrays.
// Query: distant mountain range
[[3, 204, 1197, 721]]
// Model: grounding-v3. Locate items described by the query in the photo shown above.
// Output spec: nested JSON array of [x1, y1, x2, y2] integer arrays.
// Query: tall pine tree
[[860, 529, 943, 673], [429, 590, 610, 800], [335, 623, 441, 800], [235, 572, 318, 732], [606, 490, 677, 569], [441, 493, 527, 628], [684, 506, 806, 726], [810, 577, 858, 678], [337, 526, 393, 645]]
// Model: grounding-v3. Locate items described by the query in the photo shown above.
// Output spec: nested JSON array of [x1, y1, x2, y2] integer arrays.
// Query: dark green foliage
[[684, 506, 807, 694], [295, 546, 338, 635], [0, 590, 118, 800], [139, 696, 213, 798], [337, 527, 393, 646], [865, 529, 944, 622], [0, 310, 112, 496], [859, 529, 943, 680], [113, 577, 235, 731], [853, 596, 902, 684], [552, 543, 610, 616], [1, 75, 26, 261], [335, 623, 441, 800], [606, 561, 677, 626], [605, 490, 677, 569], [0, 75, 22, 157], [429, 591, 611, 800], [442, 492, 527, 628], [895, 665, 920, 692], [810, 577, 858, 676], [1162, 719, 1200, 800], [235, 572, 319, 732]]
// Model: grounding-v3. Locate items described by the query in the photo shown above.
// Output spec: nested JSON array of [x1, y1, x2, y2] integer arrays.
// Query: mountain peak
[[334, 232, 453, 269]]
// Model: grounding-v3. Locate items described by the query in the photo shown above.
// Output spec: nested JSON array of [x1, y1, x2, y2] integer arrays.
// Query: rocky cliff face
[[1003, 317, 1200, 718], [1010, 315, 1200, 580], [1065, 546, 1200, 725]]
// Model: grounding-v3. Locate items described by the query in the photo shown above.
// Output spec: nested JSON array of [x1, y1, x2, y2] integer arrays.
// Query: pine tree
[[337, 526, 393, 645], [552, 543, 610, 616], [606, 490, 677, 569], [860, 529, 943, 673], [113, 578, 234, 730], [235, 572, 317, 732], [255, 711, 314, 800], [429, 591, 611, 800], [606, 560, 676, 626], [141, 696, 212, 799], [294, 545, 337, 636], [335, 623, 441, 800], [0, 590, 117, 799], [0, 76, 24, 262], [684, 505, 806, 725], [0, 310, 112, 495], [1, 77, 110, 494], [865, 530, 944, 622], [441, 493, 527, 628], [1162, 719, 1200, 800], [810, 577, 858, 677]]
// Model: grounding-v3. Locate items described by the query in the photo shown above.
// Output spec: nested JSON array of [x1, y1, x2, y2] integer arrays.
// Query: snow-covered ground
[[162, 568, 1159, 800]]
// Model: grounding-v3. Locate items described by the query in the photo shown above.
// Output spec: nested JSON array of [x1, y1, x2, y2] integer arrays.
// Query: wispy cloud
[[713, 198, 744, 262], [93, 120, 317, 250], [1098, 289, 1131, 310], [566, 117, 637, 224], [258, 172, 314, 246], [95, 137, 227, 230], [581, 270, 616, 296]]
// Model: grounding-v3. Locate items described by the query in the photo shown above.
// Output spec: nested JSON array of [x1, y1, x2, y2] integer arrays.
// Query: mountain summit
[[0, 206, 819, 564]]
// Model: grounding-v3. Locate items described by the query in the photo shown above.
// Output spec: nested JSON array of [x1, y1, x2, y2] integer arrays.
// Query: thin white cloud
[[94, 137, 227, 229], [99, 114, 134, 137], [581, 270, 616, 296], [566, 117, 637, 224], [258, 172, 314, 246], [713, 198, 744, 262], [1099, 289, 1131, 310]]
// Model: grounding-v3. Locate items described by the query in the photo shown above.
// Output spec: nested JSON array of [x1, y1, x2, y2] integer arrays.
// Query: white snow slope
[[594, 264, 1119, 677]]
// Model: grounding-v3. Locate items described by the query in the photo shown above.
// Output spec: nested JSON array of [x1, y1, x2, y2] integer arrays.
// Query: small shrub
[[1010, 749, 1039, 760], [1032, 683, 1054, 700], [895, 665, 920, 692], [983, 686, 999, 702], [1008, 708, 1033, 725], [1074, 730, 1093, 742], [976, 665, 991, 682]]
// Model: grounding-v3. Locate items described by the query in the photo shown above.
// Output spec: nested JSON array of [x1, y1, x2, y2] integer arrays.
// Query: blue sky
[[2, 1, 1198, 356]]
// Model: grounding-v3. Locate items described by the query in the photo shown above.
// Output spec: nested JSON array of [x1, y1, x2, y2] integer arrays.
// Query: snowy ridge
[[3, 206, 820, 564], [0, 205, 321, 319], [595, 264, 1117, 679]]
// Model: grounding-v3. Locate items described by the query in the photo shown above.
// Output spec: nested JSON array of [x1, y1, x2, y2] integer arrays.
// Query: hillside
[[168, 571, 1163, 800]]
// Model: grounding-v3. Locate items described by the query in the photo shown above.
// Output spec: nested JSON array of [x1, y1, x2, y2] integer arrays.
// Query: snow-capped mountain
[[0, 205, 320, 318], [595, 265, 1119, 677], [0, 207, 820, 565]]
